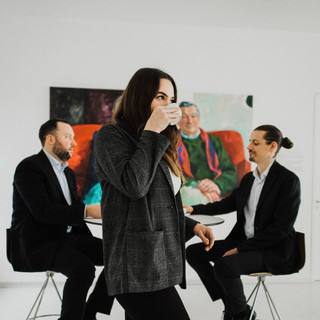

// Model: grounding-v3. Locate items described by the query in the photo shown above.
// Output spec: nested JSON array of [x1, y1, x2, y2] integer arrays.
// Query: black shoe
[[233, 305, 256, 320], [84, 308, 97, 320], [221, 310, 233, 320], [248, 310, 256, 320]]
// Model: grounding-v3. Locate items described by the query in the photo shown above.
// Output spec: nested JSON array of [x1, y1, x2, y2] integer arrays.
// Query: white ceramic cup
[[166, 103, 182, 125]]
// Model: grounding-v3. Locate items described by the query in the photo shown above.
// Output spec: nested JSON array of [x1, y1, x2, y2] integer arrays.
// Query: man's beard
[[53, 143, 72, 162], [248, 151, 255, 163]]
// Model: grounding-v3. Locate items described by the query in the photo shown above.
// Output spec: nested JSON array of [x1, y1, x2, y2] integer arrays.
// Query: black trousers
[[186, 239, 267, 316], [115, 287, 190, 320], [50, 233, 114, 320]]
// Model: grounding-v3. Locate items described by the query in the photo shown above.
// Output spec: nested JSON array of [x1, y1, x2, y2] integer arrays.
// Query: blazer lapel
[[159, 160, 175, 194], [241, 173, 255, 208], [256, 161, 279, 211], [38, 150, 67, 201], [64, 168, 78, 203]]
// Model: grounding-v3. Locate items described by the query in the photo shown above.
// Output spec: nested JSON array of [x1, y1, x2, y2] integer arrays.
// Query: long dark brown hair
[[114, 68, 184, 180]]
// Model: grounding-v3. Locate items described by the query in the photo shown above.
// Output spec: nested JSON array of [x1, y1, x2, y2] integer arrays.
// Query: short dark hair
[[254, 124, 293, 156], [39, 118, 70, 147]]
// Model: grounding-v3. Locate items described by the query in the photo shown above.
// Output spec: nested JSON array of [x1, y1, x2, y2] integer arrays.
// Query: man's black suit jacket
[[192, 161, 301, 275], [10, 150, 91, 272]]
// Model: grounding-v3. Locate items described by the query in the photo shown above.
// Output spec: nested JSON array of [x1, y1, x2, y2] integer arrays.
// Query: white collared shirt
[[244, 160, 274, 239], [43, 149, 72, 205], [169, 169, 181, 195]]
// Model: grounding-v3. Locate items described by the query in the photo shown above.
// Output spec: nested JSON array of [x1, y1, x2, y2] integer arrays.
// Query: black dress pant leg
[[187, 239, 268, 316], [186, 239, 240, 302], [50, 242, 96, 320], [50, 234, 114, 320], [85, 268, 114, 316], [115, 287, 190, 320], [63, 233, 114, 316], [214, 249, 266, 316]]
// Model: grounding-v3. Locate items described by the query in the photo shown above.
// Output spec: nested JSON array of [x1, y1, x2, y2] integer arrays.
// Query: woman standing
[[94, 68, 214, 320]]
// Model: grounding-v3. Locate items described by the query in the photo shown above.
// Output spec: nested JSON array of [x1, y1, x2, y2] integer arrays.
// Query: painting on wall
[[177, 93, 253, 206], [193, 93, 253, 149], [50, 87, 123, 204], [50, 88, 253, 207], [50, 87, 123, 125]]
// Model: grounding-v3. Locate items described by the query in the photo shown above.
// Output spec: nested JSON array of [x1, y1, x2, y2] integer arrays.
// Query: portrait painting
[[177, 93, 253, 206]]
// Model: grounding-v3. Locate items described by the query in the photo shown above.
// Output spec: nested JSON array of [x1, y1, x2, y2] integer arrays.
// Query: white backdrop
[[1, 0, 319, 285]]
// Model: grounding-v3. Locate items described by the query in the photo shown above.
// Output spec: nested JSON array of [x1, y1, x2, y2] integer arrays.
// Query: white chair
[[246, 232, 305, 320]]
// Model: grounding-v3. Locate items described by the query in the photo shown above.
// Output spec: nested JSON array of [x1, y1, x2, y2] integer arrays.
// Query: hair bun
[[282, 137, 293, 149]]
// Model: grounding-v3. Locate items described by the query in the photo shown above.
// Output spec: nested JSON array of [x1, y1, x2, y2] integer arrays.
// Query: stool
[[246, 232, 305, 320], [246, 272, 281, 320], [26, 271, 62, 320]]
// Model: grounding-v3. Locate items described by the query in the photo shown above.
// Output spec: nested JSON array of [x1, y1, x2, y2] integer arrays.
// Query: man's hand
[[193, 223, 214, 251], [183, 205, 193, 214], [223, 248, 238, 257], [86, 204, 101, 218]]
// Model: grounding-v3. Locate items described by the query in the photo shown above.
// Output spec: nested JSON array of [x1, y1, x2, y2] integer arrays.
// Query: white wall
[[1, 0, 319, 284]]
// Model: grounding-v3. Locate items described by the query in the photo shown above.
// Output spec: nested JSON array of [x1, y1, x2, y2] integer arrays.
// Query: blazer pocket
[[126, 230, 168, 290]]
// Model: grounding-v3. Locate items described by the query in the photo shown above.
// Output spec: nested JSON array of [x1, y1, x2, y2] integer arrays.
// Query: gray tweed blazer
[[94, 124, 198, 295]]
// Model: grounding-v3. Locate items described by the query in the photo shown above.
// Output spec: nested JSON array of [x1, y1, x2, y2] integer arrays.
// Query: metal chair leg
[[247, 276, 262, 320], [48, 271, 62, 302], [26, 271, 62, 320], [247, 274, 282, 320], [246, 277, 261, 302], [261, 278, 283, 320], [247, 278, 261, 320]]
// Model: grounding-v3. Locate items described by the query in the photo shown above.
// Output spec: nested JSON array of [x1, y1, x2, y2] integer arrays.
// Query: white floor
[[1, 280, 320, 320]]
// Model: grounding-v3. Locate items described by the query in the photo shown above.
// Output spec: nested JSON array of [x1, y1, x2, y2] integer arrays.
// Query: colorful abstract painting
[[50, 87, 123, 204], [50, 87, 123, 125]]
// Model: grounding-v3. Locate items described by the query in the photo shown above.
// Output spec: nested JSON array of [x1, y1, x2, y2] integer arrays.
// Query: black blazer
[[193, 161, 301, 275], [10, 150, 90, 272]]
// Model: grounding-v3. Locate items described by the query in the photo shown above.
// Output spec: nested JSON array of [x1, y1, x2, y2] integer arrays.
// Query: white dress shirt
[[244, 161, 274, 239], [43, 149, 72, 205], [169, 169, 181, 196]]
